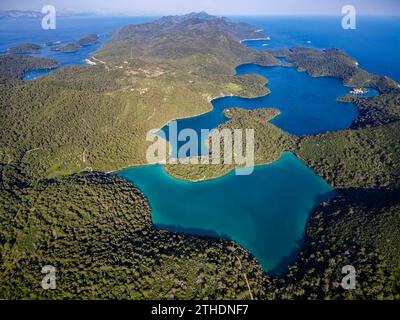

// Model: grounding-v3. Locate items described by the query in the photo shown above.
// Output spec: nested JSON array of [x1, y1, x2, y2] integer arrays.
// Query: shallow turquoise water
[[117, 153, 334, 275], [4, 15, 397, 275]]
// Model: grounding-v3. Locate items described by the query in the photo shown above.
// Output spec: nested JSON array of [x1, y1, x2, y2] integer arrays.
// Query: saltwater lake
[[124, 59, 350, 274], [118, 152, 334, 275], [2, 15, 398, 274], [162, 63, 361, 157]]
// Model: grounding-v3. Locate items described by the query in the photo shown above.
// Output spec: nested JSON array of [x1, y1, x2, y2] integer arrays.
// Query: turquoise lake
[[124, 52, 352, 275], [3, 15, 398, 275], [118, 153, 334, 275]]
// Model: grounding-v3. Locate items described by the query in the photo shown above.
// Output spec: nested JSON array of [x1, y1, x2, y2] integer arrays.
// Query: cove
[[117, 152, 334, 275], [22, 34, 111, 80], [0, 16, 155, 80], [161, 64, 359, 157]]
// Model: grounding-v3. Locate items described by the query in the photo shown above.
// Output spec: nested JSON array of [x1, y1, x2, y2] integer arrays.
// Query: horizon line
[[1, 9, 399, 18]]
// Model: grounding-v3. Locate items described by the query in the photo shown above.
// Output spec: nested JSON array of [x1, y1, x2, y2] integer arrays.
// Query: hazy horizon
[[1, 0, 399, 17]]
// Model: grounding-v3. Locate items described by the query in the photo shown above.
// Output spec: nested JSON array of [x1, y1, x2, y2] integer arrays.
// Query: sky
[[1, 0, 399, 16]]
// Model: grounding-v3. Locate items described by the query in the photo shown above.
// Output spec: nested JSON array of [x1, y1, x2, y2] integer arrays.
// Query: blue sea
[[236, 16, 400, 82], [163, 63, 363, 157], [2, 15, 399, 274], [1, 16, 399, 81], [0, 16, 155, 79]]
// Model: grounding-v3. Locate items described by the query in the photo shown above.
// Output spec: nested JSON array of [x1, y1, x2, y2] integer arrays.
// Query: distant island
[[51, 34, 99, 53], [6, 34, 99, 56], [0, 10, 96, 19], [0, 10, 43, 19], [51, 44, 79, 53], [0, 12, 399, 301], [46, 40, 62, 46], [8, 43, 42, 54]]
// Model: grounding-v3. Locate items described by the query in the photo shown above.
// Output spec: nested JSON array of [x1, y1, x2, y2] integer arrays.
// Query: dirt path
[[91, 56, 109, 71], [236, 256, 254, 300]]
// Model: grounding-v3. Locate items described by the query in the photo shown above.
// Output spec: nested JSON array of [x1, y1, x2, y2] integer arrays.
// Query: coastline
[[106, 72, 272, 176], [163, 153, 285, 183], [162, 109, 286, 183], [240, 37, 271, 43]]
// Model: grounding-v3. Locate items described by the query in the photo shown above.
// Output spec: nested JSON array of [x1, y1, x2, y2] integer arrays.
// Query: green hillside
[[0, 12, 399, 299]]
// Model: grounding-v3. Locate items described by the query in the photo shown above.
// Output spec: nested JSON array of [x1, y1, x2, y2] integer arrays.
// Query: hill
[[0, 55, 58, 82], [0, 13, 399, 299]]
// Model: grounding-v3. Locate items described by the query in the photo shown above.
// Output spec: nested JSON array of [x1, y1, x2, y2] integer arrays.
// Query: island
[[51, 34, 99, 53], [0, 10, 43, 19], [8, 43, 42, 54], [75, 33, 99, 46], [0, 12, 399, 300], [46, 40, 62, 46], [0, 54, 58, 81], [51, 43, 79, 53]]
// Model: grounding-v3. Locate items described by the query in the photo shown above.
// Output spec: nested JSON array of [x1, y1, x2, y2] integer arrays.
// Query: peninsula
[[0, 12, 399, 300]]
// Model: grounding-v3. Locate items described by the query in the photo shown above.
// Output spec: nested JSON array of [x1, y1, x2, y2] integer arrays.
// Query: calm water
[[117, 152, 334, 275], [236, 16, 400, 82], [0, 16, 155, 79], [162, 63, 359, 157], [2, 15, 398, 274], [1, 16, 399, 81]]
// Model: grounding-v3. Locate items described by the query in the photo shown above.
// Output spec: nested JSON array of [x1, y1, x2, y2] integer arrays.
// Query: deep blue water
[[237, 64, 359, 134], [117, 152, 334, 275], [2, 15, 398, 274], [162, 63, 360, 157], [2, 15, 398, 81], [0, 16, 155, 79], [2, 16, 399, 81], [161, 16, 400, 158]]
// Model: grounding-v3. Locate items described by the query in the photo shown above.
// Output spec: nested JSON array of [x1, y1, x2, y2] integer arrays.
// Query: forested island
[[0, 12, 399, 299], [0, 55, 58, 82], [51, 34, 99, 53], [51, 44, 79, 53], [8, 43, 42, 54], [0, 10, 43, 19]]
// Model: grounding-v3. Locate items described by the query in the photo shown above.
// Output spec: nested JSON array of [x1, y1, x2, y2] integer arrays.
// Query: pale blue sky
[[1, 0, 399, 16]]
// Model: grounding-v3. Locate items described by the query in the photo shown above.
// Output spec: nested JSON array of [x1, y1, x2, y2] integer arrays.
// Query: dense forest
[[0, 166, 269, 299], [0, 12, 399, 299], [166, 108, 295, 181], [283, 47, 400, 94], [0, 55, 58, 82]]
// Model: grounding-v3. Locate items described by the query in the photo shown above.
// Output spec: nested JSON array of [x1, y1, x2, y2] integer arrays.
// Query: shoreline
[[107, 69, 272, 176], [101, 59, 349, 180], [240, 37, 271, 43], [163, 152, 286, 183], [162, 109, 285, 183], [120, 108, 284, 183]]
